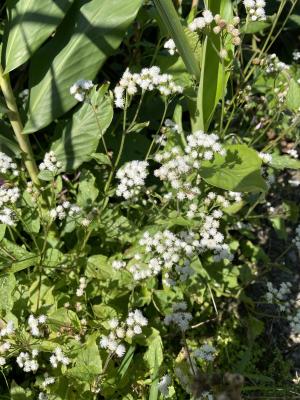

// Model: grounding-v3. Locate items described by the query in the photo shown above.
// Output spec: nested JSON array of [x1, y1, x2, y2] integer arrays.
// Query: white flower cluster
[[164, 118, 180, 133], [114, 66, 183, 108], [100, 310, 148, 358], [42, 375, 55, 388], [158, 375, 172, 396], [112, 260, 126, 270], [293, 225, 300, 253], [243, 0, 266, 21], [154, 131, 225, 198], [189, 11, 241, 47], [0, 321, 15, 337], [0, 186, 20, 207], [0, 152, 18, 176], [0, 207, 15, 226], [76, 277, 87, 297], [293, 50, 300, 62], [0, 321, 15, 366], [199, 211, 233, 262], [39, 151, 62, 174], [259, 152, 272, 164], [265, 281, 300, 336], [193, 344, 216, 362], [228, 191, 243, 203], [49, 201, 81, 220], [129, 230, 196, 283], [286, 148, 298, 159], [70, 79, 94, 102], [28, 314, 47, 337], [49, 347, 70, 368], [261, 54, 289, 74], [164, 39, 177, 56], [116, 161, 149, 200], [188, 9, 214, 30], [164, 302, 192, 331], [16, 350, 39, 372], [204, 191, 229, 208]]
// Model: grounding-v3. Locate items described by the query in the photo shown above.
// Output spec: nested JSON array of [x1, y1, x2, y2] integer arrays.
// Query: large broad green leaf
[[67, 334, 102, 382], [200, 144, 268, 192], [2, 0, 73, 73], [270, 154, 300, 170], [286, 79, 300, 112], [51, 85, 113, 171], [24, 0, 142, 134], [194, 0, 233, 131]]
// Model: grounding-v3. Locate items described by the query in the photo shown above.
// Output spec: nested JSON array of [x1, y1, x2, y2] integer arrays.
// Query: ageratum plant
[[0, 0, 300, 399]]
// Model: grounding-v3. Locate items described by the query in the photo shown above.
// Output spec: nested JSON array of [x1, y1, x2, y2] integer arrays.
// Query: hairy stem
[[0, 66, 40, 185]]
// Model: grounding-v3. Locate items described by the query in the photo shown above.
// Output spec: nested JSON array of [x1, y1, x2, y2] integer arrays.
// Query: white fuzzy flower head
[[259, 152, 272, 164], [0, 207, 16, 226], [70, 79, 94, 102], [164, 39, 177, 56], [158, 375, 171, 396], [116, 160, 149, 200], [193, 343, 216, 362], [0, 152, 19, 176], [0, 186, 20, 208], [113, 67, 182, 108], [39, 151, 62, 174]]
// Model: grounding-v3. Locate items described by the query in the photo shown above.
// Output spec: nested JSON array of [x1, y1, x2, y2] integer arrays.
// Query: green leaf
[[24, 0, 142, 133], [195, 0, 233, 130], [117, 345, 136, 380], [270, 154, 300, 170], [242, 20, 271, 34], [49, 308, 80, 332], [152, 0, 200, 80], [67, 334, 102, 382], [144, 331, 163, 400], [286, 79, 300, 112], [77, 170, 99, 207], [127, 121, 150, 133], [86, 255, 114, 280], [200, 144, 267, 192], [2, 0, 73, 73], [91, 152, 111, 166], [0, 273, 16, 312], [51, 85, 113, 171], [0, 239, 38, 273]]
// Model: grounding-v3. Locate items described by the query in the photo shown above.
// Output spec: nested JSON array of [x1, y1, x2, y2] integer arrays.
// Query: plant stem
[[0, 66, 40, 185]]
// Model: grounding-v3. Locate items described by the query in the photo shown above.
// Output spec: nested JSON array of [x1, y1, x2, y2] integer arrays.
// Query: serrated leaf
[[67, 334, 102, 381], [24, 0, 142, 133], [0, 273, 16, 312], [2, 0, 73, 73], [270, 154, 300, 170], [77, 170, 99, 208], [200, 144, 267, 192], [51, 85, 113, 171]]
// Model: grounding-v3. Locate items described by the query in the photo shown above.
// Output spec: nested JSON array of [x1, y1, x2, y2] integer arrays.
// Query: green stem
[[0, 66, 40, 185]]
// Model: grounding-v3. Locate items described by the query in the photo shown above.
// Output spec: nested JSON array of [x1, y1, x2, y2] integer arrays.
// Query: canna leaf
[[23, 0, 142, 134], [2, 0, 73, 73]]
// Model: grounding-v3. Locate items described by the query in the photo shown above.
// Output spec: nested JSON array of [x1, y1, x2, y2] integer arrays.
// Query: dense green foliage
[[0, 0, 300, 399]]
